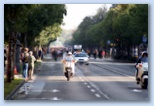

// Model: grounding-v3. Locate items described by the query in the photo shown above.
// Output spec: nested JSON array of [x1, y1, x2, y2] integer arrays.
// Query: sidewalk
[[4, 60, 42, 100], [4, 67, 23, 79]]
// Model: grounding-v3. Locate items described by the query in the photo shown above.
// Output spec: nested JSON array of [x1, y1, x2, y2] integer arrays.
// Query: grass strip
[[4, 78, 23, 98]]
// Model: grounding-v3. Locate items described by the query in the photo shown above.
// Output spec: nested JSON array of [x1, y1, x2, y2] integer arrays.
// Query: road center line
[[76, 67, 111, 100], [90, 89, 95, 92], [87, 85, 91, 88], [95, 94, 101, 98]]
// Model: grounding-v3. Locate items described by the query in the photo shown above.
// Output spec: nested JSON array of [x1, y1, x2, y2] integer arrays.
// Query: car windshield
[[75, 53, 87, 57], [141, 57, 148, 63]]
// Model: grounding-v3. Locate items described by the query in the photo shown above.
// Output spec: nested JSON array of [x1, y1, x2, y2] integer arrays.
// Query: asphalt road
[[14, 55, 148, 101]]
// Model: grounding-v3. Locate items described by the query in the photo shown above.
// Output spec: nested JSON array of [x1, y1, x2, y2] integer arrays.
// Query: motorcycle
[[62, 60, 76, 81], [135, 57, 148, 89]]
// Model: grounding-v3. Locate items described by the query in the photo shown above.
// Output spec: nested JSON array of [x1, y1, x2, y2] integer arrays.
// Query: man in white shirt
[[63, 52, 75, 76], [64, 52, 74, 61]]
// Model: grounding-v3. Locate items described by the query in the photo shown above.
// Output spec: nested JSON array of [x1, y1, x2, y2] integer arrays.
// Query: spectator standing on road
[[52, 49, 58, 61], [93, 50, 96, 59], [98, 49, 102, 59], [22, 48, 29, 81], [93, 49, 97, 59], [33, 47, 38, 61], [28, 51, 36, 80], [102, 50, 105, 58]]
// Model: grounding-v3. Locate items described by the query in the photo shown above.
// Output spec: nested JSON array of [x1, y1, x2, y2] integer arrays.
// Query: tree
[[71, 4, 148, 59], [4, 4, 67, 82]]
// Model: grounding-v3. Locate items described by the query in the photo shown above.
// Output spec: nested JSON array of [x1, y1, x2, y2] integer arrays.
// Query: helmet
[[68, 52, 72, 55]]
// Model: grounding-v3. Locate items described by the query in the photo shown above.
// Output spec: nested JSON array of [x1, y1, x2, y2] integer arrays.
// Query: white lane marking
[[95, 94, 101, 98], [90, 89, 95, 92], [93, 63, 135, 80], [84, 82, 87, 85], [52, 89, 60, 93], [52, 97, 62, 100], [76, 67, 111, 100], [27, 97, 62, 100], [89, 82, 111, 100], [90, 61, 134, 65], [87, 85, 91, 88], [132, 89, 142, 92], [27, 98, 48, 100], [29, 90, 60, 93], [78, 76, 84, 81]]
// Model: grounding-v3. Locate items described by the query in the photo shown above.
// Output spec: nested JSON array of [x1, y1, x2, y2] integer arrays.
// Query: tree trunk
[[6, 35, 12, 83], [11, 32, 17, 80]]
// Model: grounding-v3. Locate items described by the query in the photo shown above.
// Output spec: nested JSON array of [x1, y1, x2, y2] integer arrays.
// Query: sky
[[61, 4, 112, 30]]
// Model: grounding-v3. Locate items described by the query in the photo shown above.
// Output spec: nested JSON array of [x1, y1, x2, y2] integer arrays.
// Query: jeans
[[22, 63, 28, 78]]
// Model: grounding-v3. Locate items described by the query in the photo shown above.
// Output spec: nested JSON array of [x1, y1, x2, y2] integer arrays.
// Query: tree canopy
[[4, 4, 67, 47], [71, 4, 148, 51]]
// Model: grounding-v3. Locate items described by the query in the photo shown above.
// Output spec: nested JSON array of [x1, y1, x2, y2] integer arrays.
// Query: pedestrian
[[93, 49, 97, 59], [38, 48, 42, 60], [22, 47, 29, 81], [33, 47, 38, 61], [20, 48, 25, 63], [102, 50, 105, 58], [28, 51, 36, 80], [52, 49, 58, 61], [99, 49, 102, 59]]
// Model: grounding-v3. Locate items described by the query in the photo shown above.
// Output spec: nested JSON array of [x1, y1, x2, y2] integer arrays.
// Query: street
[[14, 54, 148, 101]]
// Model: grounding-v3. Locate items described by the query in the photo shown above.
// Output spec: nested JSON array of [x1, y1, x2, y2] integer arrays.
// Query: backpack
[[21, 52, 28, 63]]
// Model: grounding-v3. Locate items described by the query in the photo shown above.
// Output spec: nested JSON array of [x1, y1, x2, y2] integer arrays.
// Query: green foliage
[[4, 4, 67, 47], [35, 23, 62, 46], [72, 4, 148, 49]]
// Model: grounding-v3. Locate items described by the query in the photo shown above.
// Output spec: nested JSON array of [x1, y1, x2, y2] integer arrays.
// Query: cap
[[68, 52, 72, 55]]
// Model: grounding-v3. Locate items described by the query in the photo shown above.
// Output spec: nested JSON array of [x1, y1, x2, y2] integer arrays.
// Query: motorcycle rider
[[63, 52, 75, 77], [135, 51, 148, 81], [64, 52, 74, 61]]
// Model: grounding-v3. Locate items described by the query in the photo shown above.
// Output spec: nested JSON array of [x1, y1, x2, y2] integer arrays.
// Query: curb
[[5, 80, 25, 100], [5, 61, 43, 100]]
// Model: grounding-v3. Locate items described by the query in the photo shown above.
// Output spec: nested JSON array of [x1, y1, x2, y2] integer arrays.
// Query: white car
[[74, 53, 89, 65]]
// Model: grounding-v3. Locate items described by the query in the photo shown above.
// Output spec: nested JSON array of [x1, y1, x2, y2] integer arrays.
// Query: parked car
[[74, 53, 89, 65]]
